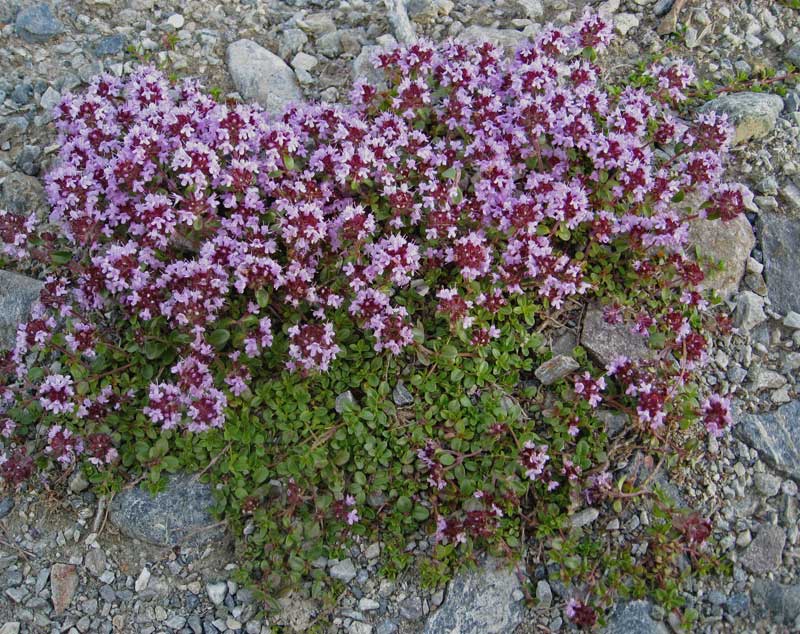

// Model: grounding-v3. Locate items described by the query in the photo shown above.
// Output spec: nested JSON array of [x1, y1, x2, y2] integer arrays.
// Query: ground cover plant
[[0, 11, 751, 628]]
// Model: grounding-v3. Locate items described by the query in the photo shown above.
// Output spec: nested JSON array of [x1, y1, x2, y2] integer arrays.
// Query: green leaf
[[208, 329, 231, 348], [440, 344, 458, 362], [442, 167, 457, 179], [396, 495, 412, 513], [51, 250, 73, 265], [143, 341, 166, 360], [412, 505, 430, 521]]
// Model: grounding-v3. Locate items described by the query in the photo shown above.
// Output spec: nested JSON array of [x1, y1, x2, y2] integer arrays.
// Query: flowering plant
[[1, 11, 744, 617]]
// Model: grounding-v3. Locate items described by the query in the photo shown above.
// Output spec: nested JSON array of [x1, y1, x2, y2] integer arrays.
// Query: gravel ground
[[2, 0, 800, 633]]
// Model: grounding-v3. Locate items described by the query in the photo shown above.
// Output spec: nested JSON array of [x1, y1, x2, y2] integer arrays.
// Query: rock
[[393, 381, 414, 406], [291, 52, 318, 72], [317, 31, 343, 58], [360, 598, 381, 611], [698, 93, 784, 144], [0, 270, 44, 351], [570, 508, 599, 528], [400, 596, 424, 620], [602, 601, 669, 634], [1, 171, 46, 216], [40, 86, 61, 112], [15, 4, 63, 43], [0, 624, 20, 634], [614, 13, 639, 36], [687, 214, 755, 300], [733, 291, 767, 331], [226, 40, 303, 115], [165, 14, 185, 30], [94, 34, 127, 56], [84, 549, 107, 576], [298, 12, 337, 36], [747, 367, 786, 392], [384, 0, 416, 44], [514, 0, 544, 19], [276, 591, 317, 631], [424, 558, 524, 634], [206, 581, 227, 605], [784, 312, 800, 329], [734, 400, 800, 481], [353, 45, 385, 86], [758, 212, 800, 315], [580, 304, 654, 367], [653, 0, 675, 17], [534, 355, 579, 385], [457, 26, 527, 51], [109, 473, 223, 547], [787, 44, 800, 67], [754, 472, 782, 498], [50, 564, 78, 616], [349, 623, 373, 634], [376, 621, 398, 634], [135, 567, 151, 592], [330, 558, 357, 583], [335, 390, 356, 413], [69, 469, 89, 493], [280, 29, 308, 59], [535, 580, 552, 609], [407, 0, 439, 24], [0, 117, 28, 145], [0, 497, 14, 519], [739, 524, 786, 575], [751, 579, 800, 623]]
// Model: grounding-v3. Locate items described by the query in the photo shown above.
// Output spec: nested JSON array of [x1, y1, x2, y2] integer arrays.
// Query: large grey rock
[[0, 270, 43, 350], [384, 0, 416, 43], [15, 4, 63, 43], [752, 579, 800, 623], [424, 558, 524, 634], [739, 524, 786, 575], [226, 39, 303, 115], [699, 92, 784, 144], [602, 601, 669, 634], [687, 214, 755, 300], [109, 473, 223, 547], [580, 304, 654, 367], [758, 212, 800, 315], [457, 26, 527, 51], [734, 400, 800, 480]]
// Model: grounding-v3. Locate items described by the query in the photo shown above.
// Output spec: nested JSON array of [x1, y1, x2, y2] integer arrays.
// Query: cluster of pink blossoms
[[0, 10, 743, 487]]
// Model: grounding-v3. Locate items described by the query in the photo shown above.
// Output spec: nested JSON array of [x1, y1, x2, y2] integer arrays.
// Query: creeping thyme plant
[[1, 12, 750, 626]]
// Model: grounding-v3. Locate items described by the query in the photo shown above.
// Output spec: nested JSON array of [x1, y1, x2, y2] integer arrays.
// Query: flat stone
[[751, 579, 800, 623], [534, 355, 579, 385], [535, 580, 552, 609], [330, 558, 357, 583], [739, 524, 786, 575], [94, 34, 127, 56], [687, 214, 755, 300], [0, 270, 43, 350], [580, 304, 654, 367], [353, 45, 385, 86], [602, 601, 669, 634], [84, 548, 107, 576], [758, 212, 800, 315], [0, 624, 20, 634], [109, 473, 222, 547], [733, 291, 766, 331], [514, 0, 544, 19], [699, 93, 784, 144], [0, 497, 14, 519], [614, 13, 639, 36], [734, 400, 800, 481], [392, 381, 414, 406], [226, 39, 303, 115], [754, 472, 782, 498], [424, 558, 525, 634], [15, 4, 63, 43], [50, 564, 78, 616], [206, 581, 227, 605], [457, 26, 527, 51], [1, 171, 46, 216], [570, 508, 600, 528]]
